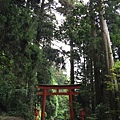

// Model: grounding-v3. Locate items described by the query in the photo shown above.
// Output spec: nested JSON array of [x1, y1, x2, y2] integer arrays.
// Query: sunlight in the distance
[[83, 0, 89, 4], [52, 0, 90, 77]]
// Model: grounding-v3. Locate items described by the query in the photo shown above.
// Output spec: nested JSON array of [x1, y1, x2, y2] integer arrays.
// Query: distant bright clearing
[[84, 0, 89, 4]]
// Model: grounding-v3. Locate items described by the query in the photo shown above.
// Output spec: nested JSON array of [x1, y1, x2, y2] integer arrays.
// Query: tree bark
[[98, 0, 118, 119], [27, 72, 36, 115], [92, 28, 102, 105], [70, 40, 74, 84], [90, 59, 95, 113], [90, 0, 102, 108]]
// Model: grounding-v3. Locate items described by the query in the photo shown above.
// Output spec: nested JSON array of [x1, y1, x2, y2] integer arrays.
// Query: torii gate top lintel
[[38, 84, 80, 89]]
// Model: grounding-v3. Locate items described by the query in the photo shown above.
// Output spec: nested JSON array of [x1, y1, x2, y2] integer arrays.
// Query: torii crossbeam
[[37, 84, 80, 120]]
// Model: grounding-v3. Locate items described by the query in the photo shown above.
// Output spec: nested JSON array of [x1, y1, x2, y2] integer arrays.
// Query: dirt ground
[[0, 116, 24, 120]]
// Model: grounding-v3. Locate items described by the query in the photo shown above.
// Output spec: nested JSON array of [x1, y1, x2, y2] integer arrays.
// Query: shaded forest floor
[[0, 116, 24, 120]]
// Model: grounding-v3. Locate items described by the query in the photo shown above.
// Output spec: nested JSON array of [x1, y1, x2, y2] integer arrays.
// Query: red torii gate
[[37, 84, 80, 120]]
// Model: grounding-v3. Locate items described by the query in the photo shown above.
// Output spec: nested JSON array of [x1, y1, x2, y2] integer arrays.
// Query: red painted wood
[[37, 91, 79, 95], [82, 116, 84, 120], [68, 89, 74, 120], [80, 108, 86, 120], [37, 84, 80, 120], [41, 89, 47, 120], [38, 84, 80, 89]]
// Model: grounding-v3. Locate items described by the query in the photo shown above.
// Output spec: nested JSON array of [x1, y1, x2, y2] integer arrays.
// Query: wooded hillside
[[0, 0, 120, 120]]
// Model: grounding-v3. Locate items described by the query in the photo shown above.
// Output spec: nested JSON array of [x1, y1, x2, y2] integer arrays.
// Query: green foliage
[[0, 1, 41, 119], [51, 66, 69, 85], [95, 103, 110, 120], [86, 114, 97, 120], [0, 0, 120, 120], [43, 67, 70, 120], [56, 95, 69, 120], [105, 61, 120, 90], [103, 61, 120, 119]]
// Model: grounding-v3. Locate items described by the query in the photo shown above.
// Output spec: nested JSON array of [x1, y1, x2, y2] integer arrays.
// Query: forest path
[[0, 116, 24, 120]]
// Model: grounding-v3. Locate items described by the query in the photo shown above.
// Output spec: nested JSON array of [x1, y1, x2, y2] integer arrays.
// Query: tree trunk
[[98, 0, 118, 119], [92, 28, 102, 105], [90, 59, 95, 113], [70, 40, 74, 84], [90, 0, 102, 107], [28, 73, 36, 115], [98, 0, 118, 86]]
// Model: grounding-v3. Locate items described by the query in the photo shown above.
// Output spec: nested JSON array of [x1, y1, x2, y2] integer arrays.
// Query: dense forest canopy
[[0, 0, 120, 120]]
